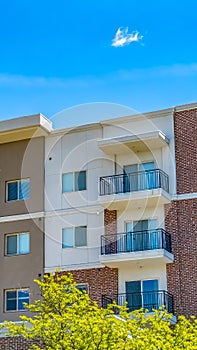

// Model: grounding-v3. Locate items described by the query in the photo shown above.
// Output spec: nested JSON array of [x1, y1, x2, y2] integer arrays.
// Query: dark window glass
[[6, 291, 17, 311], [75, 171, 86, 191], [75, 226, 87, 247], [77, 284, 88, 293], [7, 235, 17, 255], [7, 182, 18, 201]]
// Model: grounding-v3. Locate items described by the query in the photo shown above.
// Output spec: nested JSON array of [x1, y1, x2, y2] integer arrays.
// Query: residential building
[[0, 102, 196, 347]]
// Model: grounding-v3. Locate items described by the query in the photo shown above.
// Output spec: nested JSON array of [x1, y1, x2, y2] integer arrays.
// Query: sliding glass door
[[125, 279, 159, 311]]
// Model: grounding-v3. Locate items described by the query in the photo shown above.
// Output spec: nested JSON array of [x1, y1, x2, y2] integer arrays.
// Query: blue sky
[[0, 0, 197, 127]]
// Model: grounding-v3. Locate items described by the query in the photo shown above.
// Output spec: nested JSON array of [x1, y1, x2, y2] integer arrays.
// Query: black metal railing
[[99, 169, 169, 196], [101, 228, 172, 255], [102, 290, 174, 314]]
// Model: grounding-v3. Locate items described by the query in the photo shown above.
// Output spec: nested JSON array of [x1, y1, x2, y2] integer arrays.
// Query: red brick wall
[[59, 267, 118, 307], [174, 108, 197, 194], [165, 199, 197, 317], [104, 209, 117, 235]]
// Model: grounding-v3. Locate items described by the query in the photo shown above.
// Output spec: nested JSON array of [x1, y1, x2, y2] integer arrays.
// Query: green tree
[[1, 273, 197, 350]]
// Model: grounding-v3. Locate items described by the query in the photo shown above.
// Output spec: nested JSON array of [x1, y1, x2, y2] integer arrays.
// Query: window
[[77, 284, 88, 293], [6, 179, 30, 201], [5, 289, 29, 311], [5, 232, 30, 256], [62, 171, 86, 192], [62, 226, 87, 248]]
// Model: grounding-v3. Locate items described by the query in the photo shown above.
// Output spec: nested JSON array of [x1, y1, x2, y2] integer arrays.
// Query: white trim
[[99, 249, 174, 266], [172, 192, 197, 200], [174, 102, 197, 112], [45, 205, 103, 217], [44, 262, 104, 273], [98, 131, 169, 148], [0, 212, 44, 223]]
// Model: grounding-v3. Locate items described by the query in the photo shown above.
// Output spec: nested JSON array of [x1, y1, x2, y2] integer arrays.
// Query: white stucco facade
[[44, 109, 176, 293]]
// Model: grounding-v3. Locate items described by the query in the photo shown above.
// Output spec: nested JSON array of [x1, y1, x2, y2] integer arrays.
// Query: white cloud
[[112, 27, 143, 47]]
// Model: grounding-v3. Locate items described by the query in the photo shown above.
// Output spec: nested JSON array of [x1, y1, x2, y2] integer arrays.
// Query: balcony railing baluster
[[99, 169, 169, 196], [102, 290, 174, 314], [101, 229, 172, 255]]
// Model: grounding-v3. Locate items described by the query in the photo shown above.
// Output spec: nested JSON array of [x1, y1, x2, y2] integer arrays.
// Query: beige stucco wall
[[0, 218, 44, 322], [0, 137, 45, 217]]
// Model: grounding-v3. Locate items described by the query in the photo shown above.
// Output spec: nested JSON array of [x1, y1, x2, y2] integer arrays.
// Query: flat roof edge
[[0, 113, 52, 133]]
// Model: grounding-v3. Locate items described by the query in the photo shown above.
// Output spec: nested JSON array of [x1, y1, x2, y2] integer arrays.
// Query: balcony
[[102, 290, 174, 314], [99, 169, 171, 210], [98, 131, 170, 155], [99, 229, 174, 267]]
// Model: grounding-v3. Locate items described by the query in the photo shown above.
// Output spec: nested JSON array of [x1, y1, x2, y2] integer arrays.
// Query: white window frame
[[5, 232, 30, 256], [62, 171, 86, 193], [5, 288, 30, 312], [62, 226, 87, 248], [6, 178, 30, 202]]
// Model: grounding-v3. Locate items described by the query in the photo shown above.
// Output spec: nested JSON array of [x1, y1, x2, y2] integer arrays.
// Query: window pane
[[125, 281, 141, 311], [18, 290, 29, 298], [7, 182, 18, 201], [6, 291, 16, 299], [143, 279, 158, 292], [19, 179, 30, 200], [18, 290, 29, 310], [75, 171, 86, 191], [62, 228, 74, 248], [75, 226, 87, 247], [143, 280, 158, 310], [62, 173, 73, 192], [77, 284, 88, 293], [6, 291, 17, 311], [7, 299, 17, 311], [18, 298, 29, 310], [7, 235, 17, 255], [19, 233, 30, 254], [139, 162, 155, 171]]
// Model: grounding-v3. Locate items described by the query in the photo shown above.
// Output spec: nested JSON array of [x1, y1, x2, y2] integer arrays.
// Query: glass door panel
[[148, 219, 159, 249], [123, 164, 138, 192], [133, 220, 148, 251], [126, 281, 142, 311], [139, 162, 155, 190], [143, 279, 158, 310], [125, 222, 133, 252]]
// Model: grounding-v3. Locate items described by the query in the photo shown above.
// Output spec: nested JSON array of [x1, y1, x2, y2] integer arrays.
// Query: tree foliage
[[1, 273, 197, 349]]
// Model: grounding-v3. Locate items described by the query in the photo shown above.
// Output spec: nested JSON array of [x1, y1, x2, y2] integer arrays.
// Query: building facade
[[0, 103, 196, 346], [0, 114, 52, 323], [44, 102, 197, 318]]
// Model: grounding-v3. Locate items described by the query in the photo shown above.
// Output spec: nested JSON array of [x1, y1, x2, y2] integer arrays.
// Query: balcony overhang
[[98, 188, 171, 210], [98, 131, 169, 155], [0, 114, 52, 144], [99, 249, 174, 268]]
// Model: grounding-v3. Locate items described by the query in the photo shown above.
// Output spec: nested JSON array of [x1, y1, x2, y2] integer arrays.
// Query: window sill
[[4, 309, 29, 313], [62, 246, 87, 250], [62, 190, 87, 194], [5, 252, 30, 257], [6, 198, 29, 203]]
